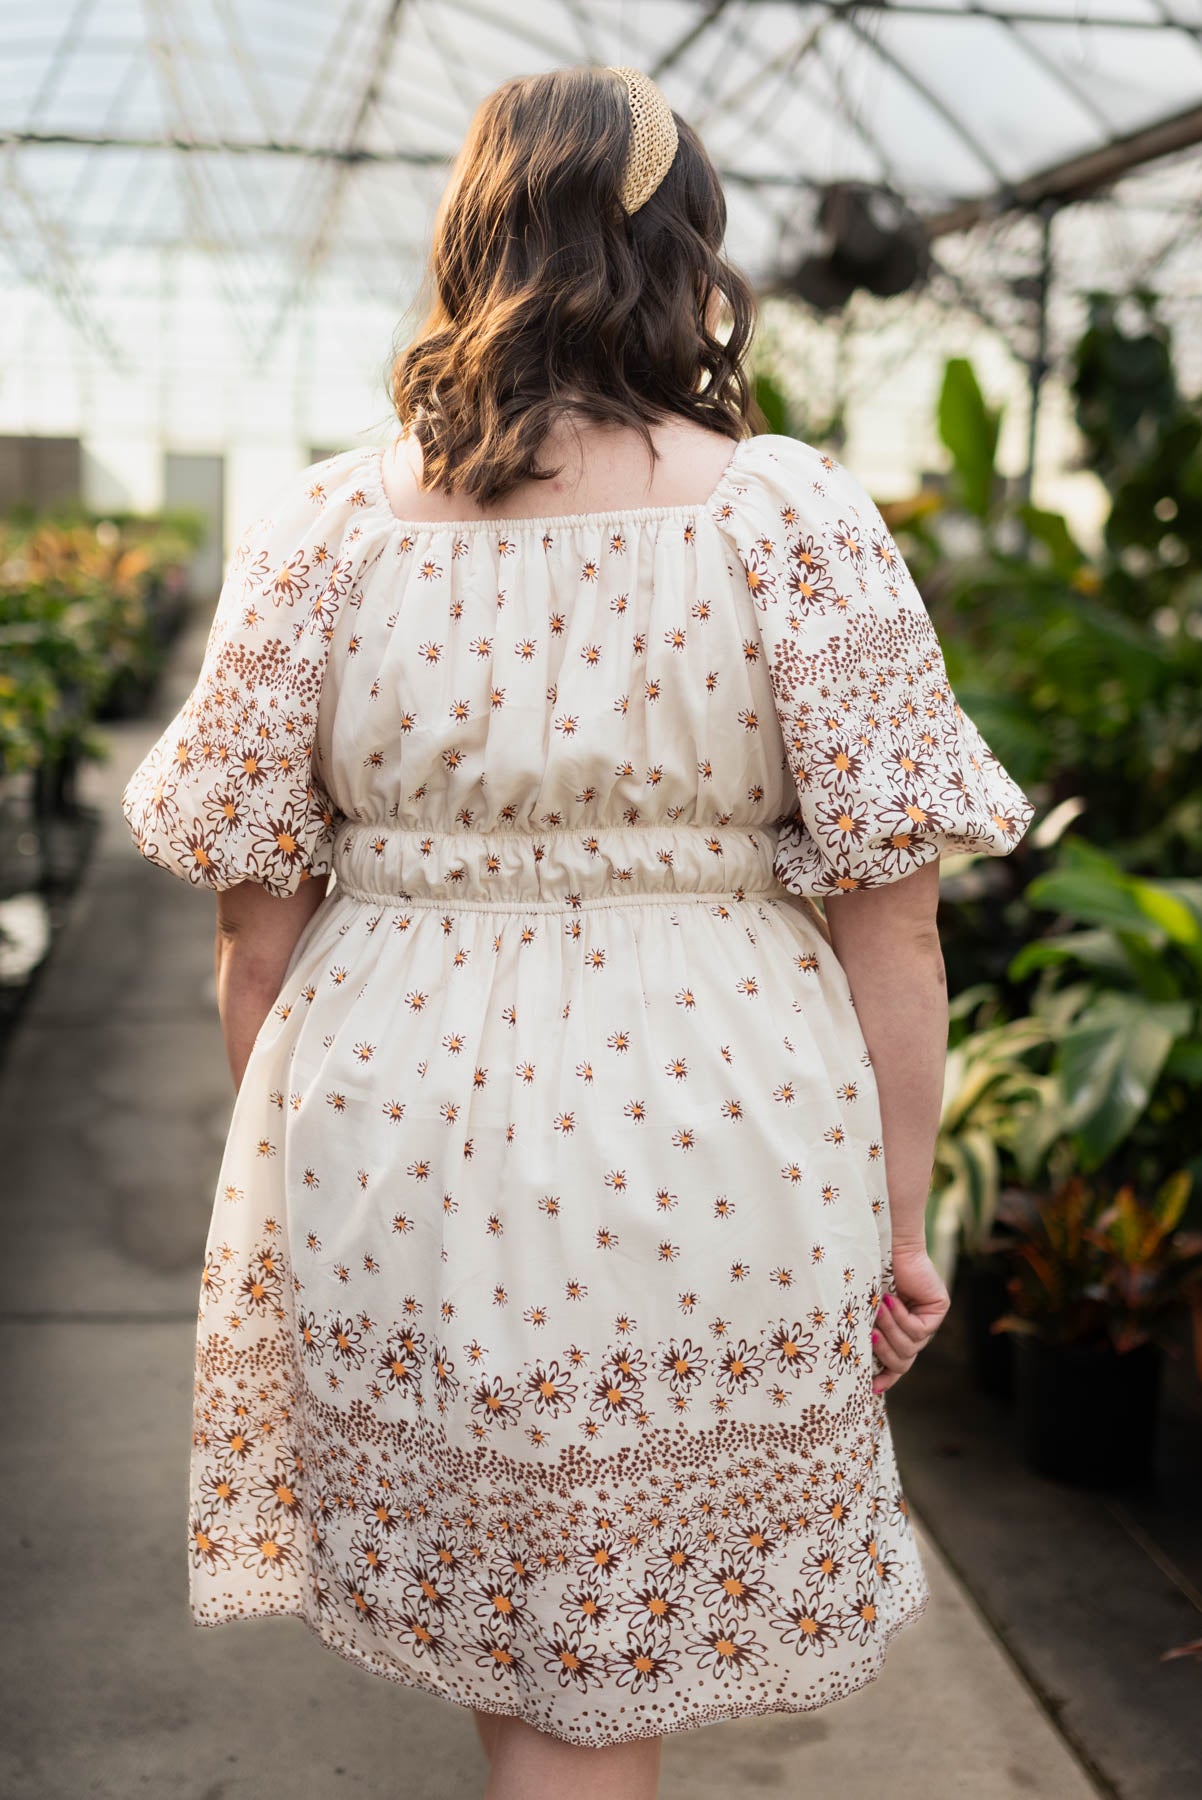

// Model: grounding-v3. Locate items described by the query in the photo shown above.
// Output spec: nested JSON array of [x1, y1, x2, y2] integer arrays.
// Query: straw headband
[[607, 66, 678, 214]]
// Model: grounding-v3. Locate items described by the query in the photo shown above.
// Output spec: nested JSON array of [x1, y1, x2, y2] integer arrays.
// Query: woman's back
[[126, 430, 1028, 901], [119, 59, 1035, 1785], [379, 415, 742, 523]]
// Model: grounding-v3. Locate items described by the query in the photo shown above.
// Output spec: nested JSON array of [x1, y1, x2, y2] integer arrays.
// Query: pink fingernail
[[871, 1329, 880, 1343], [884, 1294, 894, 1308]]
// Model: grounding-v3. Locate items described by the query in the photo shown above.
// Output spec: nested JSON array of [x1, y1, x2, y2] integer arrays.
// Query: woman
[[124, 64, 1032, 1800]]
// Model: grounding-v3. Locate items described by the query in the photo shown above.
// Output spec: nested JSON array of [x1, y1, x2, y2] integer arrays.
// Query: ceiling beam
[[0, 128, 447, 163], [7, 102, 1202, 242], [260, 0, 411, 351], [649, 0, 733, 80], [642, 0, 1200, 24], [924, 100, 1202, 236]]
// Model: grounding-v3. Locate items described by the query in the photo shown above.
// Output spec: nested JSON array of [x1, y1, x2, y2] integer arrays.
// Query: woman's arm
[[214, 876, 329, 1089], [824, 859, 951, 1392]]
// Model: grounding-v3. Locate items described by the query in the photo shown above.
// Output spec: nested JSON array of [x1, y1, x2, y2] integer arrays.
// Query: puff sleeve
[[726, 435, 1034, 897], [122, 454, 375, 896]]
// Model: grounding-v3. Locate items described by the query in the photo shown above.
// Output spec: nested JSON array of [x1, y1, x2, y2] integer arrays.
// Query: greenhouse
[[2, 6, 1201, 1797]]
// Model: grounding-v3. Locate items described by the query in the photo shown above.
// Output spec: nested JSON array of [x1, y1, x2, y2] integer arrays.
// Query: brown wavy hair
[[389, 65, 760, 505]]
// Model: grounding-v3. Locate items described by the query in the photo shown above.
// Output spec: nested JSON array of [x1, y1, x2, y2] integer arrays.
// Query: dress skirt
[[188, 819, 930, 1745]]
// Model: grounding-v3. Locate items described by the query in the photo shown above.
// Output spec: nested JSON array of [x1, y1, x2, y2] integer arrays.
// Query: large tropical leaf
[[1009, 928, 1134, 983], [959, 1128, 1009, 1250], [1011, 1076, 1069, 1185], [1059, 992, 1192, 1167], [937, 358, 1001, 519], [1027, 867, 1165, 943]]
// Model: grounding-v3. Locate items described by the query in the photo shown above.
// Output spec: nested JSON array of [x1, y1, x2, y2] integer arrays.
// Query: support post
[[1021, 201, 1056, 507]]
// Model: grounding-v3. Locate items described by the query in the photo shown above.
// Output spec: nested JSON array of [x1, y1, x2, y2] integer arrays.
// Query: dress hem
[[191, 1585, 932, 1749]]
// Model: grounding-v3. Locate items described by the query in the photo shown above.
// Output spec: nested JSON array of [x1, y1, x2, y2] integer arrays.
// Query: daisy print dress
[[124, 432, 1032, 1746]]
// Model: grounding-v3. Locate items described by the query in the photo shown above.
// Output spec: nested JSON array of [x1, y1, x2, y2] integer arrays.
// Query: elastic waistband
[[330, 821, 788, 910]]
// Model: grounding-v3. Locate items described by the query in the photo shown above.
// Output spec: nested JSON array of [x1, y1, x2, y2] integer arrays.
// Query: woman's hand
[[871, 1242, 951, 1395]]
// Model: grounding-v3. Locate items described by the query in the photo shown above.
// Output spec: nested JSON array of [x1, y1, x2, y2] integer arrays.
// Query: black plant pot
[[1013, 1335, 1162, 1488], [32, 748, 81, 819], [957, 1250, 1014, 1400]]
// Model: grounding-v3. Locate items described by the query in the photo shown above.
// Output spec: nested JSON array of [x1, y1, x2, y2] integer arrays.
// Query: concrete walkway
[[0, 624, 1104, 1800]]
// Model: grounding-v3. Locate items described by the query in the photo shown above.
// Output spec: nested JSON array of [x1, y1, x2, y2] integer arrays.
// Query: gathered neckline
[[359, 435, 752, 535]]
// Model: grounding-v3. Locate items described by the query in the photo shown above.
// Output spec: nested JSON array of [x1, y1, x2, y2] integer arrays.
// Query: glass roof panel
[[0, 0, 1199, 459]]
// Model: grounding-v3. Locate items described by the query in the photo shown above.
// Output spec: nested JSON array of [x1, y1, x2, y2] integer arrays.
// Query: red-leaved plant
[[994, 1172, 1202, 1354]]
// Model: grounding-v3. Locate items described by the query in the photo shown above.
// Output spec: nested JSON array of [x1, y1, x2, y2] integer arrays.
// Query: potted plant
[[928, 989, 1058, 1397], [994, 1172, 1202, 1487], [0, 509, 201, 816]]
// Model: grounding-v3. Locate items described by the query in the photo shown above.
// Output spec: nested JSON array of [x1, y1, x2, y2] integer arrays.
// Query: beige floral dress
[[124, 432, 1033, 1746]]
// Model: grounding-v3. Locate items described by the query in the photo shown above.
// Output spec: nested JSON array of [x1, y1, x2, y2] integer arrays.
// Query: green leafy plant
[[756, 311, 1202, 1293], [994, 1171, 1202, 1353], [926, 989, 1058, 1280], [893, 311, 1202, 893], [936, 357, 1003, 519], [0, 510, 201, 781], [1010, 838, 1202, 1186]]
